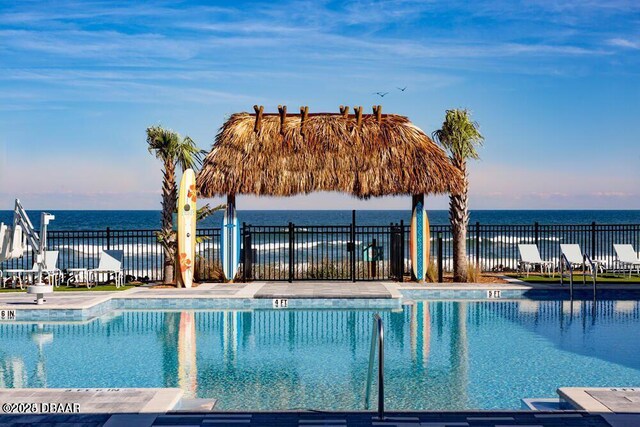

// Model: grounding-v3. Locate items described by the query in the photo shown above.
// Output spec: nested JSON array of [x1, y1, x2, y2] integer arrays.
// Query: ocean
[[1, 209, 638, 279], [0, 210, 639, 230]]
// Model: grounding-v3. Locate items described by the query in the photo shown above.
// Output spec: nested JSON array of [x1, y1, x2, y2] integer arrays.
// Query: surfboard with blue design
[[222, 205, 240, 281], [410, 202, 430, 281]]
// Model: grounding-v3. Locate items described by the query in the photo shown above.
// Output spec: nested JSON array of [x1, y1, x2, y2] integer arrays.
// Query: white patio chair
[[614, 244, 640, 278], [4, 250, 63, 289], [89, 250, 124, 288], [560, 244, 604, 274], [518, 244, 554, 277]]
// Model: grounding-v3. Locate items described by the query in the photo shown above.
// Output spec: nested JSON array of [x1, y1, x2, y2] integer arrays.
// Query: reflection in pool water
[[1, 299, 640, 410]]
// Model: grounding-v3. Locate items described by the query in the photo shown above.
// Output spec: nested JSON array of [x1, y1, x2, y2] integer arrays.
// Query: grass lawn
[[507, 273, 640, 284], [0, 284, 140, 293]]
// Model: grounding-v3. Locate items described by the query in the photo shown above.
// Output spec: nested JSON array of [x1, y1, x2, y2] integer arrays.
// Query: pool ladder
[[364, 313, 385, 420], [560, 253, 598, 300]]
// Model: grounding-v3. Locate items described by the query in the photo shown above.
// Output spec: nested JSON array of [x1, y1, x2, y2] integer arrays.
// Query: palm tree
[[146, 126, 204, 284], [432, 109, 484, 282]]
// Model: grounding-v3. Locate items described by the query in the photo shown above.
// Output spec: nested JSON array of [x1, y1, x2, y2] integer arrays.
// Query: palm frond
[[197, 203, 226, 222], [175, 136, 205, 172], [432, 109, 484, 161]]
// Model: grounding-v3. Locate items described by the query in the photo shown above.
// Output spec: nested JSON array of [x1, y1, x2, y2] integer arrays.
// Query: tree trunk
[[161, 160, 177, 284], [450, 158, 469, 282]]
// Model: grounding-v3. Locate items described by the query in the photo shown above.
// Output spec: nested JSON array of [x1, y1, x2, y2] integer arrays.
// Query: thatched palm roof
[[197, 106, 461, 198]]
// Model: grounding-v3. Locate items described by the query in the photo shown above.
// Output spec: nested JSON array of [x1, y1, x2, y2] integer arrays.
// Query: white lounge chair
[[3, 250, 62, 289], [518, 244, 554, 277], [614, 244, 640, 278], [560, 244, 604, 274], [88, 250, 124, 288]]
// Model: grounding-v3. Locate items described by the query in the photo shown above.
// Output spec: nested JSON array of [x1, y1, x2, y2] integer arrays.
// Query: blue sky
[[0, 0, 639, 210]]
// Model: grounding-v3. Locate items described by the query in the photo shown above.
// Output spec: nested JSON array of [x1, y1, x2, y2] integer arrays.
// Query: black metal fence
[[1, 222, 638, 282]]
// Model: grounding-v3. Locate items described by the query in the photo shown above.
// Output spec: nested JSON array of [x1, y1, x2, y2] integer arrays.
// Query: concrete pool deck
[[0, 387, 636, 426], [0, 387, 621, 426], [1, 280, 640, 314]]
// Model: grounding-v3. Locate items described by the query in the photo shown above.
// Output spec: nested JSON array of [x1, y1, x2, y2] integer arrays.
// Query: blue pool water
[[2, 299, 640, 410]]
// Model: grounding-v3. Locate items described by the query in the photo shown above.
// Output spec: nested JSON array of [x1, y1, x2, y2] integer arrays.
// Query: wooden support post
[[339, 105, 349, 117], [299, 106, 309, 135], [227, 194, 235, 212], [278, 105, 287, 135], [373, 105, 382, 122], [253, 105, 264, 132], [354, 106, 363, 130]]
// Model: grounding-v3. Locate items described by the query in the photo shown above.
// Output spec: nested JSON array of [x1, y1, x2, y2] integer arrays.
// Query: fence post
[[591, 221, 596, 257], [242, 223, 246, 282], [399, 220, 405, 282], [351, 210, 356, 282], [475, 221, 480, 268], [106, 227, 111, 250], [389, 223, 397, 281], [437, 232, 443, 283], [242, 223, 254, 282], [288, 222, 294, 283], [370, 238, 377, 278], [534, 222, 539, 246]]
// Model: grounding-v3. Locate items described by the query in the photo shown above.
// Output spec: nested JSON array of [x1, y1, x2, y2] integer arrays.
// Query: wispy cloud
[[608, 38, 640, 49], [1, 0, 638, 209]]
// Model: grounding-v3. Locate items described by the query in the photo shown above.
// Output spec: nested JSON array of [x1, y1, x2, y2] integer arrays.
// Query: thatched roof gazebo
[[197, 105, 461, 200]]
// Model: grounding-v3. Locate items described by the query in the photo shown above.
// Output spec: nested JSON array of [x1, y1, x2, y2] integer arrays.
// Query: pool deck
[[1, 279, 639, 313], [0, 389, 614, 427], [559, 387, 640, 427], [0, 387, 634, 426]]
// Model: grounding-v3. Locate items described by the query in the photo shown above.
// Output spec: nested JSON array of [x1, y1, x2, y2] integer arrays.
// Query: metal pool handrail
[[364, 313, 384, 420], [560, 253, 597, 300]]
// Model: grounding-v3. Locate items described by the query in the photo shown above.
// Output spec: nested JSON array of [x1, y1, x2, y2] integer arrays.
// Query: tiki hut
[[197, 105, 461, 200]]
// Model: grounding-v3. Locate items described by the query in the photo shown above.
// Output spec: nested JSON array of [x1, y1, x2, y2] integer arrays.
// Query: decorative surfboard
[[178, 169, 197, 288], [410, 201, 430, 281], [222, 204, 240, 282]]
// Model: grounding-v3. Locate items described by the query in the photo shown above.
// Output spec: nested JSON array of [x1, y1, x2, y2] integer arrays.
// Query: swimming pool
[[1, 299, 640, 410]]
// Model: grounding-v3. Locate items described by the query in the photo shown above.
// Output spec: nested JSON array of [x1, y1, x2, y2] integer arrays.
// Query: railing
[[560, 252, 598, 300], [364, 313, 384, 420], [1, 222, 638, 282]]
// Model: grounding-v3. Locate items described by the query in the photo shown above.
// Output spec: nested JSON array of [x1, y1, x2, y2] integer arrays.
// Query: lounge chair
[[88, 250, 124, 288], [614, 244, 640, 277], [560, 244, 604, 274], [518, 244, 554, 276], [3, 250, 62, 289], [559, 244, 603, 286]]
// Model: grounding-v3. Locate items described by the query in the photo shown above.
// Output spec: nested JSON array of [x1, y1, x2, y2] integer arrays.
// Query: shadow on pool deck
[[0, 410, 616, 427]]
